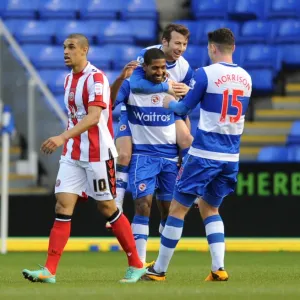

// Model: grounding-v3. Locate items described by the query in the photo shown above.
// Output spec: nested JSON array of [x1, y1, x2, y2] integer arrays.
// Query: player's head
[[143, 48, 166, 84], [161, 24, 190, 62], [63, 33, 89, 68], [207, 28, 235, 63]]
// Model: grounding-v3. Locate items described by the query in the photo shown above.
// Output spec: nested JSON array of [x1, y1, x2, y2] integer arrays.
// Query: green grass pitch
[[0, 252, 300, 300]]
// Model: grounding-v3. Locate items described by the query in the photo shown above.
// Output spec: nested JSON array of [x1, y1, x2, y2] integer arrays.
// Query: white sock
[[115, 164, 129, 211]]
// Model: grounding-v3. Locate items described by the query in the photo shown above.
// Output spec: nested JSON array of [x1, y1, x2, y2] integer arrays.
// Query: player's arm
[[163, 68, 208, 115], [110, 61, 138, 106], [112, 80, 130, 108], [41, 73, 107, 154]]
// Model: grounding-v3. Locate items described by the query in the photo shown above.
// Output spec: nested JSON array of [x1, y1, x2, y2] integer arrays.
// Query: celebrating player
[[144, 28, 252, 281], [112, 48, 190, 264], [22, 34, 146, 284], [113, 24, 194, 218]]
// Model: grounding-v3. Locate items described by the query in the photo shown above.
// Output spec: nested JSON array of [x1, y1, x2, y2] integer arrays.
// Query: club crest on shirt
[[120, 124, 127, 131], [139, 183, 146, 191], [68, 91, 75, 102], [151, 95, 160, 105]]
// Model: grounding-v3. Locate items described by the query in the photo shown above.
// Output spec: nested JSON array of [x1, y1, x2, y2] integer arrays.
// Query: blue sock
[[115, 164, 129, 211], [204, 215, 225, 271], [131, 215, 149, 263], [154, 216, 184, 273]]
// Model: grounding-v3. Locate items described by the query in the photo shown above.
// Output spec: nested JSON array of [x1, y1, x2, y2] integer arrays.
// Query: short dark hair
[[162, 23, 190, 43], [66, 33, 89, 50], [207, 28, 235, 53], [144, 48, 166, 65]]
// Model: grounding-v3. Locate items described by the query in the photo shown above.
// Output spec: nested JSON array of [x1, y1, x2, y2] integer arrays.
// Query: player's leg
[[87, 158, 145, 283], [115, 111, 132, 211], [22, 157, 85, 283], [199, 161, 238, 282], [144, 156, 198, 281], [129, 155, 159, 264]]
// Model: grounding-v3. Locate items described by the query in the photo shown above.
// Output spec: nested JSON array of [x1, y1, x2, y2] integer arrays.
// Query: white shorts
[[55, 156, 116, 201]]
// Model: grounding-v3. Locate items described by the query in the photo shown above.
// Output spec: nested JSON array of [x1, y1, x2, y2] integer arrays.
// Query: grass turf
[[0, 252, 300, 300]]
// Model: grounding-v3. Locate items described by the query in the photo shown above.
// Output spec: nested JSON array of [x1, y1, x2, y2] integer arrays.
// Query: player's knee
[[54, 201, 74, 216], [117, 151, 132, 166], [135, 200, 151, 216], [198, 198, 218, 220], [178, 133, 193, 150]]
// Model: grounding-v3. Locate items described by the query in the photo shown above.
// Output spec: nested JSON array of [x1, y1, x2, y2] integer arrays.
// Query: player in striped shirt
[[22, 34, 146, 284], [144, 28, 252, 282]]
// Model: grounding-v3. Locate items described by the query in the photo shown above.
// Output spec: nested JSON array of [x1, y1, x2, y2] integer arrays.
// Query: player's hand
[[118, 61, 139, 80], [163, 94, 176, 109], [40, 135, 67, 155], [172, 82, 190, 97], [167, 80, 177, 97]]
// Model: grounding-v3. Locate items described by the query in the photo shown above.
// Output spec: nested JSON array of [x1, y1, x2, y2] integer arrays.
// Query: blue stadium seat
[[53, 20, 100, 44], [242, 45, 281, 77], [281, 45, 300, 69], [55, 94, 67, 113], [4, 20, 55, 44], [39, 70, 69, 94], [274, 20, 300, 43], [257, 146, 288, 162], [174, 20, 202, 45], [233, 45, 244, 65], [38, 0, 79, 19], [228, 0, 267, 20], [239, 21, 276, 43], [80, 0, 123, 19], [287, 121, 300, 145], [96, 21, 134, 44], [267, 0, 300, 19], [199, 21, 239, 44], [22, 45, 65, 69], [112, 45, 140, 70], [128, 20, 157, 44], [87, 46, 114, 70], [182, 46, 209, 69], [248, 69, 274, 93], [0, 0, 38, 19], [258, 146, 300, 162], [121, 0, 157, 20], [105, 70, 120, 85], [191, 0, 228, 19]]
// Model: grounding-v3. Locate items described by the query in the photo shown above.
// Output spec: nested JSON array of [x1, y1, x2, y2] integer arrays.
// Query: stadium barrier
[[2, 163, 300, 252]]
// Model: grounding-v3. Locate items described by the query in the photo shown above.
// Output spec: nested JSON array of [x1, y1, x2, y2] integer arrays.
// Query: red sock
[[111, 213, 143, 268], [45, 220, 71, 274]]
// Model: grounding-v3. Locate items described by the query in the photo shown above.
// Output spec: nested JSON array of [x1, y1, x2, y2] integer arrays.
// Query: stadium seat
[[87, 46, 114, 70], [242, 45, 281, 77], [105, 70, 120, 85], [191, 0, 228, 19], [39, 70, 69, 94], [55, 94, 67, 113], [257, 146, 288, 162], [112, 45, 141, 70], [274, 20, 300, 43], [0, 0, 38, 19], [281, 45, 300, 69], [121, 0, 157, 20], [233, 45, 244, 65], [182, 45, 209, 69], [248, 69, 274, 93], [239, 21, 276, 43], [80, 0, 123, 19], [96, 21, 134, 44], [4, 20, 55, 44], [22, 45, 64, 69], [174, 20, 202, 45], [38, 0, 79, 19], [287, 121, 300, 145], [267, 0, 300, 19], [128, 20, 157, 44], [228, 0, 267, 20], [199, 21, 239, 44], [53, 20, 100, 44]]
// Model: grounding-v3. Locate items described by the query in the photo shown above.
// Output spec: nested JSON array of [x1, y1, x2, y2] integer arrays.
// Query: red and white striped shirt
[[62, 62, 118, 162]]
